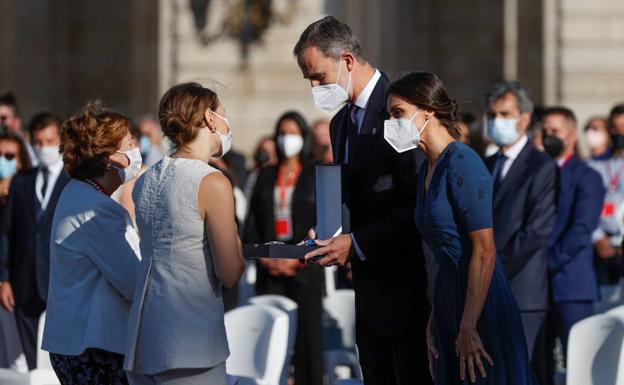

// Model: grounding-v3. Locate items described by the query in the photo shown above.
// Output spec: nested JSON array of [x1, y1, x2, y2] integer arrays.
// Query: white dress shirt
[[499, 135, 528, 180], [35, 157, 64, 211], [345, 69, 382, 261], [344, 69, 381, 163]]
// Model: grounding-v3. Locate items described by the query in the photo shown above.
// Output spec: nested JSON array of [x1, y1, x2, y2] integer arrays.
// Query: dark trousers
[[543, 301, 594, 385], [256, 265, 324, 385], [520, 311, 547, 359], [356, 318, 431, 385], [14, 295, 45, 370]]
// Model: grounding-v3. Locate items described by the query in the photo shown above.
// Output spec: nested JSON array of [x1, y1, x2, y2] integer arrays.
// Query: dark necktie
[[40, 167, 49, 201], [347, 105, 360, 163], [491, 152, 507, 191]]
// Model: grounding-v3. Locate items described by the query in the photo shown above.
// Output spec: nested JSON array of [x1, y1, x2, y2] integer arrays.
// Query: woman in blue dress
[[383, 72, 536, 384]]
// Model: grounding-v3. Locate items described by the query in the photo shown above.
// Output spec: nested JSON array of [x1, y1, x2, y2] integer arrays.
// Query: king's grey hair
[[484, 81, 534, 114], [293, 16, 366, 62]]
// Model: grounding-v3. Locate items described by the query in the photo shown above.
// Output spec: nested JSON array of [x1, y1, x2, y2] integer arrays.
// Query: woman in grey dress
[[125, 82, 246, 385]]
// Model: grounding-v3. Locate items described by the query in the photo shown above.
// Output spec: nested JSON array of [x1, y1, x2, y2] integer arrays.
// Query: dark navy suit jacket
[[0, 167, 70, 305], [549, 155, 605, 303], [329, 72, 428, 337], [485, 142, 558, 311]]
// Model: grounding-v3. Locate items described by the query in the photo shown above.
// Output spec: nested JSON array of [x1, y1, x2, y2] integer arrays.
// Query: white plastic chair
[[225, 304, 290, 385], [566, 313, 624, 385], [237, 261, 257, 306], [0, 369, 29, 385], [29, 312, 60, 385], [594, 281, 623, 314], [336, 380, 364, 385], [245, 295, 298, 385], [323, 290, 362, 385]]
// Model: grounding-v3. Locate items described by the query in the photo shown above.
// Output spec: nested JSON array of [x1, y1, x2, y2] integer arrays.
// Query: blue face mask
[[0, 156, 17, 180], [487, 118, 520, 146], [140, 136, 151, 155]]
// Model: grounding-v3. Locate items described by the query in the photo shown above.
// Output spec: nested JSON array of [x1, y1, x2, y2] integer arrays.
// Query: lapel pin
[[372, 127, 377, 135]]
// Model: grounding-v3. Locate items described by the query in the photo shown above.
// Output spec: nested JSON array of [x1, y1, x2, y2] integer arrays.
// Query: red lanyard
[[560, 152, 573, 168], [276, 163, 302, 209], [606, 161, 624, 193]]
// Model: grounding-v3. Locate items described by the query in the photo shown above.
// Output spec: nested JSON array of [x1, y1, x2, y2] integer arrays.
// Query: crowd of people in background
[[0, 16, 623, 385]]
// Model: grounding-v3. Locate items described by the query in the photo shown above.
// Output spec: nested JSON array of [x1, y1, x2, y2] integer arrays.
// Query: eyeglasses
[[0, 153, 16, 161]]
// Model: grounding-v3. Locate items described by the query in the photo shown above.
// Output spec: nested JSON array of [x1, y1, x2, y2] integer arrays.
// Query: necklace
[[84, 178, 110, 196]]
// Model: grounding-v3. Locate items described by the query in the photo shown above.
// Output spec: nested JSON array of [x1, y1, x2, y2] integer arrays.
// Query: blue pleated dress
[[415, 141, 536, 384]]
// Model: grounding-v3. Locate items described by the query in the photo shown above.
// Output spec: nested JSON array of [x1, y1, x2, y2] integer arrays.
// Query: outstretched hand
[[304, 234, 353, 267]]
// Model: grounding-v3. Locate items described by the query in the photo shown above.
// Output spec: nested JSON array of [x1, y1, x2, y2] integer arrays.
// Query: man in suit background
[[542, 106, 605, 380], [0, 112, 70, 369], [483, 81, 558, 361], [295, 16, 430, 384]]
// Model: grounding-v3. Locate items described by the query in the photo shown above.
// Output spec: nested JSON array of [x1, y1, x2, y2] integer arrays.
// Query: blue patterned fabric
[[415, 141, 536, 384], [50, 348, 128, 385]]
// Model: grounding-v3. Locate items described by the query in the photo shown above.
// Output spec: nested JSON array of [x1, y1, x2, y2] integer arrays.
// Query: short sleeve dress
[[415, 141, 536, 384]]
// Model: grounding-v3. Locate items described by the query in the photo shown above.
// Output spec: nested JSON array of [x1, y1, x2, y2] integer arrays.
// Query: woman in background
[[0, 131, 32, 371], [244, 111, 323, 385]]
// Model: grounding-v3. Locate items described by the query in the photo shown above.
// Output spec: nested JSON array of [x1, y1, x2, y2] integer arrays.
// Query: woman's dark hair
[[387, 72, 460, 138], [273, 111, 312, 162], [0, 131, 32, 171], [158, 82, 220, 148]]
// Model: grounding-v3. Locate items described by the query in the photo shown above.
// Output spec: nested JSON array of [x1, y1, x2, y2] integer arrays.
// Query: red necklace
[[84, 178, 111, 196]]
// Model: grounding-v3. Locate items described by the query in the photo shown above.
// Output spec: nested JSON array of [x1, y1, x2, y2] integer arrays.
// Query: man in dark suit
[[542, 106, 605, 377], [483, 81, 557, 360], [0, 112, 70, 369], [295, 17, 430, 384]]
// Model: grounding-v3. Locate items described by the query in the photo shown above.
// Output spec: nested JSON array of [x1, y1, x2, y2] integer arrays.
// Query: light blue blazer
[[42, 179, 141, 356]]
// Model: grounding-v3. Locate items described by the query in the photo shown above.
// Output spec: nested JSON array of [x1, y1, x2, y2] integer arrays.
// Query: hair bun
[[449, 99, 459, 121]]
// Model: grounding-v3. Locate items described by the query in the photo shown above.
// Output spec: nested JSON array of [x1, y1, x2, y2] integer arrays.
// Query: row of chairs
[[226, 291, 363, 385], [567, 281, 624, 385]]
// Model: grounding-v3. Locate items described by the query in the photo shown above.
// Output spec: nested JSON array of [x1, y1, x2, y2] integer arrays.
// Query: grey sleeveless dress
[[124, 156, 229, 379]]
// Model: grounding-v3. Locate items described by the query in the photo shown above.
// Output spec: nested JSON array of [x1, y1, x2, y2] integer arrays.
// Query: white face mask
[[277, 134, 304, 158], [311, 59, 352, 114], [35, 145, 62, 168], [585, 129, 608, 150], [487, 117, 519, 146], [384, 111, 429, 153], [115, 147, 142, 184], [211, 111, 233, 158]]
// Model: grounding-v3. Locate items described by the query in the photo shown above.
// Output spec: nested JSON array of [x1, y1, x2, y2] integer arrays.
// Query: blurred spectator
[[0, 131, 32, 371], [0, 93, 22, 136], [311, 118, 333, 163], [244, 111, 322, 385], [542, 107, 605, 378], [223, 150, 249, 188], [584, 117, 611, 160], [243, 136, 278, 207], [136, 114, 171, 168], [608, 104, 624, 155], [457, 112, 472, 145], [585, 116, 624, 286], [0, 112, 70, 369], [484, 81, 557, 363], [0, 93, 38, 167]]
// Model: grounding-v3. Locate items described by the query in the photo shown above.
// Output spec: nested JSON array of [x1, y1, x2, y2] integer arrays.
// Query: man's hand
[[596, 237, 616, 259], [0, 281, 15, 313], [304, 234, 354, 267]]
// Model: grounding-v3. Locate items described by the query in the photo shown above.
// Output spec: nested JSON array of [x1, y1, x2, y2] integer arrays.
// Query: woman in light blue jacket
[[43, 101, 142, 384]]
